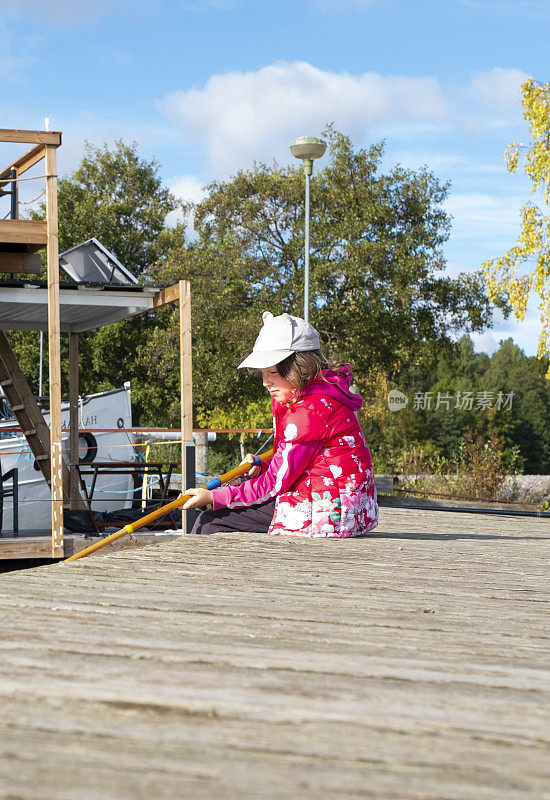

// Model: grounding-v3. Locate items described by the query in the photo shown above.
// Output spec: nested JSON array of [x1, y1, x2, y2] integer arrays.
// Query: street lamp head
[[290, 136, 327, 175]]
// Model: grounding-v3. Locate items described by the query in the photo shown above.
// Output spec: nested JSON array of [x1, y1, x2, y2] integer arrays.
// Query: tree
[[14, 131, 494, 435], [483, 79, 550, 373], [192, 126, 492, 391], [368, 335, 550, 475], [142, 226, 272, 425], [138, 127, 493, 430], [14, 142, 179, 417], [54, 140, 178, 278], [484, 339, 550, 473]]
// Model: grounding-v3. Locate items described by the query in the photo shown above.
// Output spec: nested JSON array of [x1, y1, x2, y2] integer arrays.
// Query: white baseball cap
[[238, 311, 320, 369]]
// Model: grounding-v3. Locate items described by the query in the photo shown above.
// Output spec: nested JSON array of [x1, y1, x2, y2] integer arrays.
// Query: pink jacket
[[212, 366, 379, 537]]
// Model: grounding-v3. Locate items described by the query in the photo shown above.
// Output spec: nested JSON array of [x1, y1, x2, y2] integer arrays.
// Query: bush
[[457, 428, 505, 499], [392, 428, 509, 501]]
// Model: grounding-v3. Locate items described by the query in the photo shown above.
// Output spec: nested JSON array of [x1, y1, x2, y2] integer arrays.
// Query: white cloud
[[444, 191, 524, 242], [169, 174, 207, 205], [463, 67, 529, 118], [0, 23, 38, 82], [480, 296, 542, 357], [159, 61, 448, 176], [444, 260, 472, 279], [165, 174, 207, 233], [470, 330, 500, 355], [389, 150, 506, 176]]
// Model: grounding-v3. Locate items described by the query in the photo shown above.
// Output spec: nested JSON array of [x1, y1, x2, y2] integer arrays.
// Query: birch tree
[[483, 78, 550, 373]]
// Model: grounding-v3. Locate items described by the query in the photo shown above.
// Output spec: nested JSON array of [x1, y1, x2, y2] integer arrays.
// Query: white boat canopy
[[0, 281, 161, 332]]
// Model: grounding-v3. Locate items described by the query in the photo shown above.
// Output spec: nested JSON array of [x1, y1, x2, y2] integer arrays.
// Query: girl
[[183, 311, 378, 538]]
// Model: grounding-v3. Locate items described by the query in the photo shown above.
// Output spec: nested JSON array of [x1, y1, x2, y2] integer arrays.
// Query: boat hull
[[0, 386, 134, 532]]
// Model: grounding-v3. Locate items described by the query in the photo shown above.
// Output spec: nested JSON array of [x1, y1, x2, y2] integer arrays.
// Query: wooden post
[[45, 144, 63, 557], [69, 332, 79, 511], [195, 431, 208, 474], [179, 280, 193, 533]]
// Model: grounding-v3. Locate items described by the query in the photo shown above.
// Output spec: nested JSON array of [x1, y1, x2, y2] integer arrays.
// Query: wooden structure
[[0, 129, 64, 555], [76, 460, 179, 531], [0, 130, 193, 557], [0, 507, 548, 797]]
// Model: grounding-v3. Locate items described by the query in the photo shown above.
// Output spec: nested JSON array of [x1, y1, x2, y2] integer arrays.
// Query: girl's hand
[[241, 453, 261, 479], [181, 487, 213, 510]]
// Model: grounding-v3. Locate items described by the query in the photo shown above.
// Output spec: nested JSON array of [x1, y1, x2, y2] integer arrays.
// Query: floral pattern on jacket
[[212, 366, 378, 538]]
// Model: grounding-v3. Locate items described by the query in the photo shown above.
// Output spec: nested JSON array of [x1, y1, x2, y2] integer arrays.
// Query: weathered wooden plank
[[45, 144, 63, 558], [180, 279, 193, 534], [0, 252, 41, 273], [0, 531, 179, 559], [0, 129, 61, 146], [0, 536, 53, 558], [179, 279, 193, 444], [0, 509, 548, 799], [152, 283, 181, 308], [0, 219, 47, 246], [0, 143, 45, 182]]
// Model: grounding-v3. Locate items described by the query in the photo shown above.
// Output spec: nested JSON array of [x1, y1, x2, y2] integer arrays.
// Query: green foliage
[[9, 132, 506, 479], [144, 226, 271, 421], [394, 428, 507, 501], [18, 141, 179, 417], [206, 438, 241, 476], [196, 399, 273, 433], [48, 140, 177, 277], [191, 126, 491, 386], [367, 335, 550, 475], [483, 78, 550, 370], [139, 126, 491, 427], [313, 128, 491, 377]]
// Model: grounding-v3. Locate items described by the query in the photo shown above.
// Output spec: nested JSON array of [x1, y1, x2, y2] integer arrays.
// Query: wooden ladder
[[0, 330, 84, 508]]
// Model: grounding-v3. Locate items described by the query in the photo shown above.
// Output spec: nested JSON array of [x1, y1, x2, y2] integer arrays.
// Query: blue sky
[[1, 0, 547, 356]]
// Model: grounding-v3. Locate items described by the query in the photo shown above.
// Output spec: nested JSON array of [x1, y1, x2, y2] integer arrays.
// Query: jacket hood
[[301, 364, 363, 410]]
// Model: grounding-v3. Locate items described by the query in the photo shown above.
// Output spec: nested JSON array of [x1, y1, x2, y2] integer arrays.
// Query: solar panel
[[59, 238, 138, 285]]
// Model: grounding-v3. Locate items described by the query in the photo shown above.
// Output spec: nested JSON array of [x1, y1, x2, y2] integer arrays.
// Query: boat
[[0, 384, 135, 532]]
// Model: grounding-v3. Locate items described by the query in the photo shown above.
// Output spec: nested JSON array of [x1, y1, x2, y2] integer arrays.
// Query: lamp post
[[290, 136, 326, 322]]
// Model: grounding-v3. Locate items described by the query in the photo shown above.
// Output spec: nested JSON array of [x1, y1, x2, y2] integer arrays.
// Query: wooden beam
[[0, 144, 45, 183], [0, 253, 41, 274], [152, 283, 181, 309], [180, 280, 193, 534], [69, 333, 80, 511], [180, 280, 193, 443], [0, 531, 179, 559], [45, 144, 64, 558], [0, 536, 55, 559], [0, 220, 47, 247], [0, 129, 62, 146]]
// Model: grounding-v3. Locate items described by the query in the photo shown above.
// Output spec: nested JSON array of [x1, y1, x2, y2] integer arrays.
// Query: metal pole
[[39, 331, 43, 397], [10, 168, 18, 220], [304, 171, 310, 323]]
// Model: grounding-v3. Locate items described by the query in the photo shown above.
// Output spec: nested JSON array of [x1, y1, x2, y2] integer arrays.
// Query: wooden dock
[[0, 529, 180, 560], [1, 507, 548, 799]]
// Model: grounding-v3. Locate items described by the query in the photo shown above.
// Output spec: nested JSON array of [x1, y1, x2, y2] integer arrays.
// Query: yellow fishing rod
[[66, 449, 273, 562]]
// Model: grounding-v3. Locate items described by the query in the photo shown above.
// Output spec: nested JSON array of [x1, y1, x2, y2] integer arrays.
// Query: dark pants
[[190, 499, 277, 535]]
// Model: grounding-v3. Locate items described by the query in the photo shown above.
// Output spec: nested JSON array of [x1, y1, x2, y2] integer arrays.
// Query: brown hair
[[276, 350, 345, 394]]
